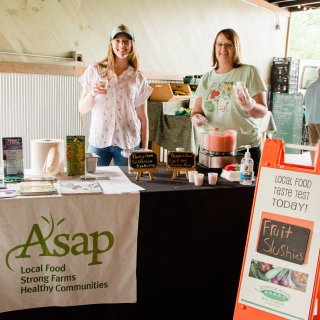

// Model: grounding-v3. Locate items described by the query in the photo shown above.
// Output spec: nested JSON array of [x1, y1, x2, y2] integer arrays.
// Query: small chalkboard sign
[[166, 151, 196, 179], [257, 218, 310, 265], [129, 151, 158, 180]]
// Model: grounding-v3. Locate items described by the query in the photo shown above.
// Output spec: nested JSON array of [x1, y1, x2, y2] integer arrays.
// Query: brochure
[[66, 136, 85, 176], [2, 137, 24, 181], [18, 181, 57, 196], [59, 180, 103, 195], [0, 190, 18, 199]]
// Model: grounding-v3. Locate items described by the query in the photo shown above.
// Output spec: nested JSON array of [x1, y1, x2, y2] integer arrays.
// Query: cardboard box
[[149, 83, 192, 102]]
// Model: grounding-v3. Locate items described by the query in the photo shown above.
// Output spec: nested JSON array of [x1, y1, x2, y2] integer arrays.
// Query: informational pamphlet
[[59, 180, 102, 195], [66, 136, 85, 176], [0, 189, 17, 198], [2, 137, 24, 182], [18, 181, 57, 196]]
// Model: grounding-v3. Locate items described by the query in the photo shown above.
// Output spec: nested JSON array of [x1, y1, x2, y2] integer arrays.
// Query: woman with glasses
[[191, 28, 268, 174], [79, 24, 152, 166]]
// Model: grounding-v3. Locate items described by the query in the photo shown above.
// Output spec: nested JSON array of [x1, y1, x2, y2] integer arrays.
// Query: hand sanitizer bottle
[[240, 145, 254, 185]]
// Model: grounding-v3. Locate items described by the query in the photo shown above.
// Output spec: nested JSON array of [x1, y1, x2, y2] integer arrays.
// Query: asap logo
[[6, 214, 114, 271]]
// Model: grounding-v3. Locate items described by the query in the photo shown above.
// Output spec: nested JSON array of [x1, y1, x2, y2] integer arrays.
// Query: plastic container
[[202, 128, 237, 153], [239, 145, 254, 185]]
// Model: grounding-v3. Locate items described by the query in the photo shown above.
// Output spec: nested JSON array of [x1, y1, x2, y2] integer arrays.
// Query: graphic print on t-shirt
[[204, 82, 233, 113]]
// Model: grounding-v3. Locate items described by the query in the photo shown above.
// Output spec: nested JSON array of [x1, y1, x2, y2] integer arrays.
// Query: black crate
[[271, 57, 300, 78], [270, 75, 299, 86], [270, 83, 298, 93], [272, 57, 299, 67], [271, 66, 290, 77]]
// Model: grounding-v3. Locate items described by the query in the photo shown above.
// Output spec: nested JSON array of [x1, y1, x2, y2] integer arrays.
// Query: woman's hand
[[91, 80, 108, 97], [191, 113, 208, 127], [234, 83, 256, 112]]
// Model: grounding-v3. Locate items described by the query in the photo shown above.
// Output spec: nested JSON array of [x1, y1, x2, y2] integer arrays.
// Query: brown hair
[[96, 40, 140, 72], [212, 28, 241, 69]]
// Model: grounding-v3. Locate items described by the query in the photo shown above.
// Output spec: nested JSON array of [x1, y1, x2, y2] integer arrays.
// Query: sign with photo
[[234, 139, 320, 320]]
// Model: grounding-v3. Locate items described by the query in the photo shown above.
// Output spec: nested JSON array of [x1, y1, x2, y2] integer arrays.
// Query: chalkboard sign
[[257, 218, 310, 265], [272, 93, 303, 154], [167, 151, 195, 169], [129, 151, 157, 169]]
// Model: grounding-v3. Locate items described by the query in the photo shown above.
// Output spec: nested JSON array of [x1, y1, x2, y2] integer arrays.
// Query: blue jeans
[[87, 145, 129, 166]]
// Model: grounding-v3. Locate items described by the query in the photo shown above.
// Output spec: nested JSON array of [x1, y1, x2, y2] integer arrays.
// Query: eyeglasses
[[216, 42, 234, 49]]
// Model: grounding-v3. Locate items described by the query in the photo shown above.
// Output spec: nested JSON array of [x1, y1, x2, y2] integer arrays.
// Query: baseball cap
[[110, 24, 135, 41]]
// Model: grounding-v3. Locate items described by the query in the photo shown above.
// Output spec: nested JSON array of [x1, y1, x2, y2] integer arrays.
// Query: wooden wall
[[0, 0, 290, 81]]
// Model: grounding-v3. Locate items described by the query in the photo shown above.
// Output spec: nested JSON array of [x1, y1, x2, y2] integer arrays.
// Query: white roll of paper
[[30, 139, 64, 176]]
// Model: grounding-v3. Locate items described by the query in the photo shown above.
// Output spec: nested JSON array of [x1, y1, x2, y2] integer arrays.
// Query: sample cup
[[188, 170, 198, 183], [194, 173, 204, 186], [208, 172, 218, 185], [99, 79, 108, 94], [233, 81, 245, 98]]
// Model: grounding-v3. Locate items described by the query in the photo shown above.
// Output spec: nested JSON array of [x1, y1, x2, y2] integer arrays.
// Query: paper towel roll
[[30, 139, 64, 176]]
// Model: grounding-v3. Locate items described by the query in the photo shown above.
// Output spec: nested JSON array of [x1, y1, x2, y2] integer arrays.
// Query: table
[[0, 167, 255, 319]]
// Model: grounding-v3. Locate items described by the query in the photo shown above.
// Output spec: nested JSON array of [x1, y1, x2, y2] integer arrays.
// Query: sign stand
[[166, 151, 196, 180], [128, 151, 158, 181], [234, 138, 320, 320], [129, 168, 157, 181], [167, 167, 192, 180]]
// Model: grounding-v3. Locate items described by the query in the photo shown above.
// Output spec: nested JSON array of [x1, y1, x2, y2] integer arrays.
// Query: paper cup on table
[[208, 172, 218, 185], [194, 173, 204, 186], [188, 170, 198, 183]]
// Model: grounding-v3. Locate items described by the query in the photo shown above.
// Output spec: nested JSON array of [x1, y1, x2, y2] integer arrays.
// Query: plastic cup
[[99, 79, 108, 94], [233, 81, 245, 98], [194, 173, 204, 186], [208, 172, 218, 185], [188, 170, 198, 183]]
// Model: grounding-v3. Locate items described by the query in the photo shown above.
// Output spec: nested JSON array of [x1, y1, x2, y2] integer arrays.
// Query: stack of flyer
[[18, 180, 57, 196], [0, 189, 18, 198], [58, 180, 103, 195]]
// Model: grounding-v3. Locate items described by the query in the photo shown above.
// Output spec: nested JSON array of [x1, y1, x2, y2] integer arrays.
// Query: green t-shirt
[[194, 64, 267, 149]]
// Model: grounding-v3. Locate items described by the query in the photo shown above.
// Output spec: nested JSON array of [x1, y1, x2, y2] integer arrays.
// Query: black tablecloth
[[1, 167, 255, 320]]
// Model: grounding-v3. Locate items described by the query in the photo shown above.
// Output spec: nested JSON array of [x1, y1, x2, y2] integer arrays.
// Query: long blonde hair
[[212, 28, 242, 69], [96, 41, 140, 72]]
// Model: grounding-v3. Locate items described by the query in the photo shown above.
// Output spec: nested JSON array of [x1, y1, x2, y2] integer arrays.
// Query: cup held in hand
[[98, 79, 108, 94]]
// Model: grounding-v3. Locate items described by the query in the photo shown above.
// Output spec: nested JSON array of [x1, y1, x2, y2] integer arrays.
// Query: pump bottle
[[240, 145, 254, 185]]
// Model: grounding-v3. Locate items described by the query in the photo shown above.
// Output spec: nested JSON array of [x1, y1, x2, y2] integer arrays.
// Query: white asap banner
[[0, 192, 140, 313], [238, 167, 320, 320]]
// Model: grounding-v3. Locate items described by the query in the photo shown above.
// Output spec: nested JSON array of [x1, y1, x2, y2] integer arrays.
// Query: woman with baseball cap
[[79, 24, 152, 166]]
